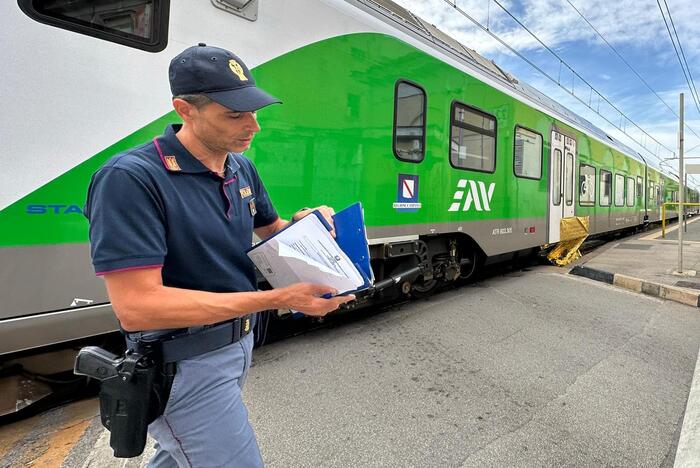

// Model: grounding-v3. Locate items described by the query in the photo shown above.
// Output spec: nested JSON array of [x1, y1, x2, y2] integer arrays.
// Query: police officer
[[85, 44, 355, 467]]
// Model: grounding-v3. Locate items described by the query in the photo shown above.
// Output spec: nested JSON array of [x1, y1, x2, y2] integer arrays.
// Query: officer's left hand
[[293, 205, 336, 237]]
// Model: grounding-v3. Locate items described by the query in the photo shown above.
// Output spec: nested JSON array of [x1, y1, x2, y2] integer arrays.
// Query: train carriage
[[0, 0, 692, 364]]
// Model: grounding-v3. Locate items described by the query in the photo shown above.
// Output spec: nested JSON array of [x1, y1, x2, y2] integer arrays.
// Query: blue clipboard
[[332, 202, 374, 291]]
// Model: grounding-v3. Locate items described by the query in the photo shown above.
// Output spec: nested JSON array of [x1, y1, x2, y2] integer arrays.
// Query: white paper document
[[247, 213, 366, 294]]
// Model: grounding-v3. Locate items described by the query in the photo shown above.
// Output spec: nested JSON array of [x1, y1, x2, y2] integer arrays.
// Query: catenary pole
[[679, 93, 684, 273]]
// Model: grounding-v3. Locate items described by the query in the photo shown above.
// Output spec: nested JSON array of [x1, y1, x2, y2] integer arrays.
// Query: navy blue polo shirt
[[85, 124, 278, 293]]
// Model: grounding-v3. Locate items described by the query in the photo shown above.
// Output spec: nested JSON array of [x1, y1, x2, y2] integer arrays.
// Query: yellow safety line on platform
[[661, 202, 700, 238], [21, 399, 97, 467], [643, 239, 700, 245], [640, 216, 700, 241], [0, 415, 35, 461]]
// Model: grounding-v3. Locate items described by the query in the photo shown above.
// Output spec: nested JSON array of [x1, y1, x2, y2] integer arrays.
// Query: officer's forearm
[[120, 287, 287, 331], [254, 217, 290, 240], [105, 271, 285, 331]]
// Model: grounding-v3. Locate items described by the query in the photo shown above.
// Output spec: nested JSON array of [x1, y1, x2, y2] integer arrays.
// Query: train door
[[563, 136, 577, 218], [548, 131, 577, 243]]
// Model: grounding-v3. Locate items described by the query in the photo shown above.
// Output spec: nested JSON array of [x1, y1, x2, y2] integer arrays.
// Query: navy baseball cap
[[169, 43, 281, 112]]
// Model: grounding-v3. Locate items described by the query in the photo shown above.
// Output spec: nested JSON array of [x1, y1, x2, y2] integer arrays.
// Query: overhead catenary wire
[[664, 0, 700, 111], [656, 0, 700, 114], [488, 0, 676, 161], [443, 0, 675, 166], [564, 0, 700, 143], [686, 142, 700, 153], [566, 0, 700, 187], [655, 0, 700, 187]]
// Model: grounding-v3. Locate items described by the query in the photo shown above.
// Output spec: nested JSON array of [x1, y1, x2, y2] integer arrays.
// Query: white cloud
[[394, 0, 700, 59]]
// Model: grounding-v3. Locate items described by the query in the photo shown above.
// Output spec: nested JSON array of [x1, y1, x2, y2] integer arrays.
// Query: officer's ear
[[172, 98, 197, 123]]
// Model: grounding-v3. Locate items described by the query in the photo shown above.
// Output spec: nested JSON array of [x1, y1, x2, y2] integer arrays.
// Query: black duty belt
[[159, 315, 253, 363]]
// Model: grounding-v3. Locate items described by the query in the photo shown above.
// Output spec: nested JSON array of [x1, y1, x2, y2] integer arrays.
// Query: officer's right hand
[[277, 283, 355, 316]]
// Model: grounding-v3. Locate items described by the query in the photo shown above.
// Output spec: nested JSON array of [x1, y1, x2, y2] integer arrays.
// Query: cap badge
[[228, 59, 248, 81], [164, 156, 182, 171]]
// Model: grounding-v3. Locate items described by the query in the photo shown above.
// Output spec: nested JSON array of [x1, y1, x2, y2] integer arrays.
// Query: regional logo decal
[[228, 59, 248, 81], [448, 179, 495, 212], [393, 174, 421, 212]]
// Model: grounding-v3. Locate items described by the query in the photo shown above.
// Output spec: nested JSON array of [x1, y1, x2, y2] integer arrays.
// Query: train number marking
[[492, 227, 513, 235]]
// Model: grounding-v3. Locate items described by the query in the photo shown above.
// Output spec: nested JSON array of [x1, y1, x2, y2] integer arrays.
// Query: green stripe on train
[[0, 115, 178, 246], [0, 32, 660, 247]]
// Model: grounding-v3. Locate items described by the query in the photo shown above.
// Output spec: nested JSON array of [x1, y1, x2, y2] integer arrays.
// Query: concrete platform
[[571, 217, 700, 305], [2, 268, 700, 467], [569, 217, 700, 467]]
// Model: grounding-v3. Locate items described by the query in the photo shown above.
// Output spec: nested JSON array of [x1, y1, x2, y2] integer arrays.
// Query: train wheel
[[411, 276, 440, 298]]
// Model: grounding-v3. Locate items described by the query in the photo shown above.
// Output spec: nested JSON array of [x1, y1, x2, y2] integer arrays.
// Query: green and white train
[[1, 0, 694, 358]]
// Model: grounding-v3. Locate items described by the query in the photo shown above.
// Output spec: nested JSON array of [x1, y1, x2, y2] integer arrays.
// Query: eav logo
[[448, 179, 495, 212]]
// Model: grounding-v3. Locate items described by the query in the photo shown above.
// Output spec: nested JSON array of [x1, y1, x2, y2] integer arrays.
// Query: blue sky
[[394, 0, 700, 184]]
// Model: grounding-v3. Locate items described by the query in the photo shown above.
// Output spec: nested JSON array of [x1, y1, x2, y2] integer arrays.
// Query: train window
[[450, 102, 496, 173], [393, 81, 426, 163], [513, 127, 542, 179], [600, 170, 612, 206], [637, 176, 643, 199], [614, 174, 625, 206], [552, 149, 562, 206], [649, 181, 655, 205], [18, 0, 170, 52], [565, 152, 574, 206], [579, 164, 596, 206], [626, 177, 635, 206]]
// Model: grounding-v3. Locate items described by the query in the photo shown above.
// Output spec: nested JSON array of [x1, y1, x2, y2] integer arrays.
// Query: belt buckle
[[232, 319, 241, 342], [232, 316, 251, 343]]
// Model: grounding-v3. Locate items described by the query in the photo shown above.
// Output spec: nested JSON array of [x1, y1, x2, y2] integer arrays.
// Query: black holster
[[74, 344, 175, 458]]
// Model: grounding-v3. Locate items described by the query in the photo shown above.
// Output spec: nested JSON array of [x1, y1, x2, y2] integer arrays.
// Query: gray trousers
[[147, 332, 263, 467]]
